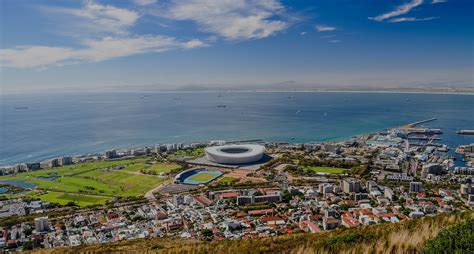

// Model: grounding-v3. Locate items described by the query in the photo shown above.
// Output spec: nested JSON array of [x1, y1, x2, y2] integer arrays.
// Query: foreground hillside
[[32, 210, 473, 254]]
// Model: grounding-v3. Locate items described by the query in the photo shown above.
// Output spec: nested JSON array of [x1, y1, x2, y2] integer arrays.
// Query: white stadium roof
[[204, 144, 265, 165]]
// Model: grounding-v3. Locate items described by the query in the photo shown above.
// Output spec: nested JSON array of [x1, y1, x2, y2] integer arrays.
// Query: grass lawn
[[0, 158, 178, 204], [168, 148, 204, 159], [121, 162, 181, 174], [149, 163, 181, 174], [187, 172, 219, 182], [219, 176, 238, 184], [39, 192, 109, 207], [302, 166, 348, 174]]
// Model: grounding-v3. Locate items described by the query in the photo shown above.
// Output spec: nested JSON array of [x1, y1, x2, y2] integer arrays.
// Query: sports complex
[[174, 168, 223, 185], [204, 144, 265, 165]]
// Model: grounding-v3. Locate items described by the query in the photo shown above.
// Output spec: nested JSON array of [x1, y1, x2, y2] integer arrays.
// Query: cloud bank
[[0, 0, 289, 69]]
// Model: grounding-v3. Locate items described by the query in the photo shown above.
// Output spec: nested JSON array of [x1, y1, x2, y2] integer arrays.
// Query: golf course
[[0, 158, 181, 207]]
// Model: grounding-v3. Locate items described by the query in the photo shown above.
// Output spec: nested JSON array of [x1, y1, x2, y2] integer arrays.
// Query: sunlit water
[[1, 92, 473, 166]]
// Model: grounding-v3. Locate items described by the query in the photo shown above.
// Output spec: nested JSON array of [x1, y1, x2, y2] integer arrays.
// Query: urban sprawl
[[0, 121, 473, 251]]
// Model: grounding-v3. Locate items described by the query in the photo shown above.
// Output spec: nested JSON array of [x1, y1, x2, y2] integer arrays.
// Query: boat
[[217, 105, 226, 108], [15, 107, 28, 110], [457, 130, 474, 135]]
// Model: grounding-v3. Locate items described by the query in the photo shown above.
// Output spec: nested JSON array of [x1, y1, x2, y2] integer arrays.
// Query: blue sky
[[0, 0, 473, 93]]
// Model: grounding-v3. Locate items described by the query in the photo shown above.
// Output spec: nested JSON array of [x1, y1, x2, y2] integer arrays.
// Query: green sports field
[[0, 158, 181, 207], [187, 172, 218, 182], [302, 166, 348, 174]]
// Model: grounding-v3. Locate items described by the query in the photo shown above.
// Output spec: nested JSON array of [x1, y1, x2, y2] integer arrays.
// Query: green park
[[301, 166, 349, 174], [0, 158, 181, 207]]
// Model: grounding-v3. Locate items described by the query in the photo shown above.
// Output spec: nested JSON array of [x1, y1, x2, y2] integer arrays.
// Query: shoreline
[[0, 118, 423, 168]]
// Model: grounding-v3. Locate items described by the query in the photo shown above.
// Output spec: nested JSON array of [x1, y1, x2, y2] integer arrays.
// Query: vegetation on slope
[[421, 218, 473, 254]]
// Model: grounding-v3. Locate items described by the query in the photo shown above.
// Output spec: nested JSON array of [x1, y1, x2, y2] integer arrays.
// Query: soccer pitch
[[182, 170, 223, 185]]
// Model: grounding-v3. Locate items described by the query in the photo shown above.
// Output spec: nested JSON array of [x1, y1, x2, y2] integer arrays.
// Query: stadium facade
[[204, 144, 265, 165]]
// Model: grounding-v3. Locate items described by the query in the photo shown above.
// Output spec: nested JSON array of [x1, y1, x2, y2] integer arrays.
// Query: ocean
[[1, 92, 473, 166]]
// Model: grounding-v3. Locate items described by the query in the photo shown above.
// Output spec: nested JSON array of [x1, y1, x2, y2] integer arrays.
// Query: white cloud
[[388, 16, 438, 22], [184, 39, 207, 48], [300, 32, 307, 36], [329, 40, 341, 43], [44, 0, 139, 35], [161, 0, 288, 40], [1, 0, 289, 69], [369, 0, 423, 22], [134, 0, 158, 6], [0, 47, 76, 69], [431, 0, 447, 3], [0, 36, 205, 69], [315, 25, 336, 32], [320, 35, 336, 39]]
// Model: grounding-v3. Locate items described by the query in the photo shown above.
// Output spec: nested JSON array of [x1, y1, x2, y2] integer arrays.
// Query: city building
[[409, 182, 423, 193], [26, 163, 41, 170], [105, 150, 117, 159], [34, 217, 49, 232], [61, 156, 73, 165], [48, 159, 60, 168], [342, 179, 361, 193]]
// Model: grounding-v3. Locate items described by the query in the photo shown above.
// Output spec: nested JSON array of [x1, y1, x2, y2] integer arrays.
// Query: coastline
[[0, 119, 427, 168], [2, 92, 473, 167]]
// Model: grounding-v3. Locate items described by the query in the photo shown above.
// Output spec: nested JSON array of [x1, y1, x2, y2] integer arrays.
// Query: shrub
[[422, 219, 474, 254]]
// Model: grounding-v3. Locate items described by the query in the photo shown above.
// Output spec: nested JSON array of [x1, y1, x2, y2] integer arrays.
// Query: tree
[[22, 241, 33, 251]]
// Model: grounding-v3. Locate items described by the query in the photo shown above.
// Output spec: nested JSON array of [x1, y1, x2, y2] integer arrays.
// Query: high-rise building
[[342, 179, 361, 193], [61, 156, 73, 165], [384, 187, 395, 201], [460, 183, 473, 195], [34, 217, 49, 232], [48, 158, 60, 168], [13, 163, 27, 173], [319, 183, 333, 196], [409, 182, 423, 193], [105, 150, 117, 159], [26, 163, 41, 170]]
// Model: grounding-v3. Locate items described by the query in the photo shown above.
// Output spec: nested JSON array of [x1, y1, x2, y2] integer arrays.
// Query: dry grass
[[30, 210, 473, 254]]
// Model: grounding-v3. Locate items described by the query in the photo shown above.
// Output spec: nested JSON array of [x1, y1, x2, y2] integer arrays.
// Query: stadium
[[204, 144, 265, 165], [174, 168, 223, 185]]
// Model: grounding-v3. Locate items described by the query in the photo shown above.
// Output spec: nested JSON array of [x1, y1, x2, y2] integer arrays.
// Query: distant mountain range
[[169, 82, 474, 94]]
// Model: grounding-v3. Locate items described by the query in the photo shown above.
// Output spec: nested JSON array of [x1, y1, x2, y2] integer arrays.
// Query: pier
[[404, 118, 438, 128], [394, 118, 440, 134]]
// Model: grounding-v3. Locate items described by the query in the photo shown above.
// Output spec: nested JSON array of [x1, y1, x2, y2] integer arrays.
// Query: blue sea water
[[1, 92, 473, 166]]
